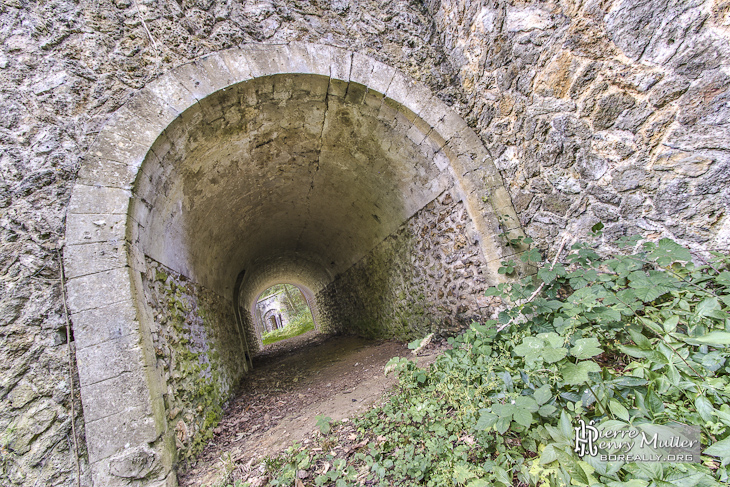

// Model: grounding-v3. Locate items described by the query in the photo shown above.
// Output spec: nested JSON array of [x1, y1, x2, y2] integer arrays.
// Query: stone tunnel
[[62, 44, 521, 486]]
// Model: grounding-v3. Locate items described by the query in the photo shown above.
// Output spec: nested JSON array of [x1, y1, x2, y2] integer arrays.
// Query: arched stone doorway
[[63, 43, 524, 486]]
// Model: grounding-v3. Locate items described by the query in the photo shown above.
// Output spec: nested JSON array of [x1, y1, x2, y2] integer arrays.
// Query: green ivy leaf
[[607, 481, 648, 487], [704, 437, 730, 464], [493, 465, 511, 485], [619, 344, 650, 358], [649, 238, 693, 265], [663, 315, 679, 333], [645, 389, 665, 415], [695, 396, 715, 423], [515, 396, 539, 413], [561, 361, 601, 385], [514, 337, 543, 357], [538, 404, 557, 417], [453, 464, 476, 484], [609, 399, 630, 421], [628, 328, 653, 350], [696, 297, 721, 318], [513, 408, 533, 428], [543, 347, 569, 363], [521, 248, 542, 263], [315, 415, 332, 435], [475, 411, 498, 431], [540, 444, 558, 464], [571, 338, 603, 360], [684, 331, 730, 346], [538, 268, 557, 284], [533, 385, 552, 405], [496, 416, 511, 435], [466, 479, 490, 487], [491, 403, 513, 419]]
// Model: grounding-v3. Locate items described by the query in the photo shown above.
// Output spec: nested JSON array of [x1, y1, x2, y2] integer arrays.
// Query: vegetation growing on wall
[[142, 259, 247, 463], [251, 232, 729, 486]]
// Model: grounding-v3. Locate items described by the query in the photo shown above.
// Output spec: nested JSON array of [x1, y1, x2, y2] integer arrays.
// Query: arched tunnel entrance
[[63, 44, 522, 486]]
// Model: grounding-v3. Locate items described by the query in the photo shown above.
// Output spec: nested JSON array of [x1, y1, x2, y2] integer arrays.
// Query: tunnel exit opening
[[254, 283, 317, 346], [63, 43, 522, 486]]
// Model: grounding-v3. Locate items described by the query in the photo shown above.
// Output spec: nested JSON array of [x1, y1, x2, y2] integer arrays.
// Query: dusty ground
[[178, 331, 445, 487]]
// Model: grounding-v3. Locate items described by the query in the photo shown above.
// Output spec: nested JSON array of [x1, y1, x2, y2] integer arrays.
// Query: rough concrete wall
[[316, 188, 494, 340], [139, 258, 247, 464], [426, 0, 730, 256], [0, 2, 458, 485]]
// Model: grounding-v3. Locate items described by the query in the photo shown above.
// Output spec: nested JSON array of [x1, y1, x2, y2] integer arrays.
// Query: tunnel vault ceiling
[[132, 73, 451, 301]]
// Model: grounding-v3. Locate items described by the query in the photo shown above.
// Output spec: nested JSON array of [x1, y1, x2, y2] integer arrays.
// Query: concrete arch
[[63, 43, 522, 486]]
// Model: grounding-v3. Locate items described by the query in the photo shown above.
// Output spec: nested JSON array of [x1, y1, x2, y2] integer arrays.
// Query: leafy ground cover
[[223, 231, 730, 486]]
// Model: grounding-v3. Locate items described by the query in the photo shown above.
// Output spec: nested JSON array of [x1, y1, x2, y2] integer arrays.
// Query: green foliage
[[262, 313, 315, 345], [260, 235, 730, 486], [316, 415, 333, 435], [260, 283, 316, 345]]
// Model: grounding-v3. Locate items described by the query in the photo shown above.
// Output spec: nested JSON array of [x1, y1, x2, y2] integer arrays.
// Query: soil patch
[[178, 331, 445, 486]]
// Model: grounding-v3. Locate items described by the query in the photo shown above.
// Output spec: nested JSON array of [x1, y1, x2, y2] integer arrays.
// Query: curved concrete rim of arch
[[62, 42, 524, 486]]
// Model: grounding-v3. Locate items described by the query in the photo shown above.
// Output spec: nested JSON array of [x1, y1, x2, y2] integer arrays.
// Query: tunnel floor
[[178, 331, 447, 486]]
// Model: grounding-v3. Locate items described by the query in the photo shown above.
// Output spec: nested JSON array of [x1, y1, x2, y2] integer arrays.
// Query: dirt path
[[178, 331, 444, 487]]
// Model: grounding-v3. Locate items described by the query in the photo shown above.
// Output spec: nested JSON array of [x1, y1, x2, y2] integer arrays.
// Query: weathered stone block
[[664, 124, 730, 152], [383, 72, 434, 118], [350, 52, 396, 95], [145, 74, 198, 115], [70, 299, 140, 350], [610, 166, 650, 192], [649, 77, 690, 108], [68, 185, 131, 215], [81, 370, 153, 422], [217, 47, 255, 82], [433, 110, 468, 144], [109, 445, 160, 480], [170, 55, 235, 101], [304, 43, 351, 82], [65, 240, 127, 279], [75, 332, 146, 387], [102, 90, 179, 150], [85, 406, 158, 463], [344, 81, 368, 105], [65, 267, 133, 314], [592, 91, 636, 131], [77, 157, 139, 189], [653, 150, 713, 177], [88, 129, 151, 168], [66, 213, 127, 245]]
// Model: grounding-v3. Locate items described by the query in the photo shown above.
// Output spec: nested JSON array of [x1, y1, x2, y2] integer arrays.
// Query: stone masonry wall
[[139, 257, 247, 464], [4, 0, 730, 485], [316, 188, 495, 340], [426, 0, 730, 258], [0, 2, 459, 485]]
